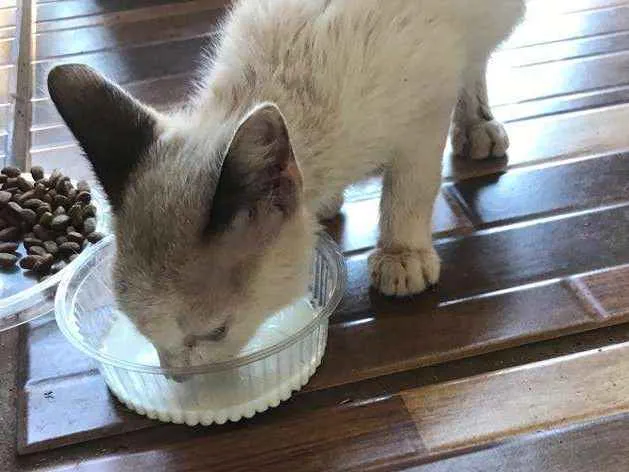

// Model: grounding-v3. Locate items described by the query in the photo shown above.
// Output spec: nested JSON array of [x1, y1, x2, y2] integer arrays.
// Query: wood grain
[[402, 342, 629, 454]]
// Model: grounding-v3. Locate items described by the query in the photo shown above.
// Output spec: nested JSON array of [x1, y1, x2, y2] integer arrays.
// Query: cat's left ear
[[207, 103, 303, 235]]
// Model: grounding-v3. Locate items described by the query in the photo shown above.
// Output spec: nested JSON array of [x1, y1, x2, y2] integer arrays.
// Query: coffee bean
[[0, 252, 18, 268], [55, 176, 70, 194], [0, 174, 6, 184], [86, 232, 105, 244], [50, 260, 67, 274], [0, 191, 11, 205], [51, 214, 70, 231], [55, 236, 68, 246], [0, 242, 18, 252], [33, 224, 52, 241], [1, 166, 21, 178], [43, 240, 58, 255], [0, 227, 20, 241], [20, 208, 37, 225], [17, 176, 34, 192], [28, 246, 47, 257], [19, 255, 40, 270], [34, 182, 47, 197], [33, 253, 54, 273], [67, 188, 77, 201], [36, 204, 52, 218], [23, 198, 44, 210], [4, 177, 18, 189], [67, 231, 84, 244], [42, 193, 53, 204], [49, 169, 62, 186], [7, 201, 22, 216], [53, 194, 70, 209], [31, 166, 44, 181], [82, 204, 96, 219], [23, 236, 43, 248], [83, 217, 96, 235], [54, 206, 66, 216], [0, 218, 6, 230], [76, 191, 91, 204], [59, 241, 81, 255], [39, 212, 53, 227]]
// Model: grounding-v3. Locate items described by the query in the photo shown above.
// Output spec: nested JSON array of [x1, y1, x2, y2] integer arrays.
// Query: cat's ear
[[47, 64, 158, 210], [207, 103, 303, 235]]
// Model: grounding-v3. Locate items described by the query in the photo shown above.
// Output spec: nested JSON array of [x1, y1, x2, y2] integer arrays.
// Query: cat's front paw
[[369, 248, 440, 296], [452, 119, 509, 160]]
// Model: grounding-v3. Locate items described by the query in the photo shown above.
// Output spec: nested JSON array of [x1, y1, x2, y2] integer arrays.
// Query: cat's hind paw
[[451, 119, 509, 160], [369, 248, 440, 297]]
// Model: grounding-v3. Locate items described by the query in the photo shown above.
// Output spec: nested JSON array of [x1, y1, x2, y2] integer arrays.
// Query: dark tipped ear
[[48, 64, 157, 210], [206, 103, 303, 235]]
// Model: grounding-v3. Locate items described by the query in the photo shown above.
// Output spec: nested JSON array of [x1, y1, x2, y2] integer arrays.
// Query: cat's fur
[[48, 0, 525, 367]]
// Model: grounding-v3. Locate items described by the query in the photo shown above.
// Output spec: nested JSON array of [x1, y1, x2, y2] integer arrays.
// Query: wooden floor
[[2, 0, 629, 470]]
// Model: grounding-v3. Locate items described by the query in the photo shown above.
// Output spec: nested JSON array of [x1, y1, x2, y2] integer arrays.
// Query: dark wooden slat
[[504, 5, 629, 49], [309, 280, 592, 391], [493, 84, 629, 123], [413, 413, 629, 472], [33, 36, 208, 99], [36, 8, 222, 59], [32, 73, 193, 127], [42, 396, 422, 472], [36, 0, 195, 23], [338, 206, 629, 320], [453, 153, 629, 226]]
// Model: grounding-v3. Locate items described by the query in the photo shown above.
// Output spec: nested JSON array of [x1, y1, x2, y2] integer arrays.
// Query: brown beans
[[1, 166, 21, 178], [0, 191, 11, 205], [86, 232, 105, 244], [51, 214, 71, 231], [0, 242, 18, 252], [28, 246, 48, 257], [0, 166, 101, 276], [0, 253, 18, 268], [83, 217, 96, 235], [43, 240, 58, 255], [19, 255, 40, 270], [0, 227, 20, 241], [31, 166, 44, 181]]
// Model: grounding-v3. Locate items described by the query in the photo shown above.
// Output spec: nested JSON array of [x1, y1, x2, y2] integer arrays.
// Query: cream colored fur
[[51, 0, 526, 366]]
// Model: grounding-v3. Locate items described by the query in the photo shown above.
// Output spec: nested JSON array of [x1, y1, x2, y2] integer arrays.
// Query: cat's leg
[[369, 117, 449, 296], [451, 62, 509, 160]]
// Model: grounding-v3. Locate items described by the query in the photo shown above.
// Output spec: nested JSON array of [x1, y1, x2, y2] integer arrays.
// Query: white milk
[[98, 297, 325, 424]]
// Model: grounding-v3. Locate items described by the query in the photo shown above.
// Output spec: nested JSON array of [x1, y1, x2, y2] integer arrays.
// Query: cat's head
[[48, 64, 315, 367]]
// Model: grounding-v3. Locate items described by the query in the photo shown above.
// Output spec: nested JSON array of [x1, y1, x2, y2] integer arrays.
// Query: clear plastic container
[[55, 234, 345, 426], [0, 183, 111, 331]]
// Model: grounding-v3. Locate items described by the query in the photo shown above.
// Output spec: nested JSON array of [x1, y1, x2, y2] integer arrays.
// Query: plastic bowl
[[0, 183, 111, 331], [54, 234, 345, 425]]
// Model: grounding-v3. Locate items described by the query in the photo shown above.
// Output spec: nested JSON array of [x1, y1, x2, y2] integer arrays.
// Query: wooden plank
[[36, 0, 197, 23], [33, 35, 209, 99], [413, 412, 629, 472], [339, 205, 629, 320], [504, 5, 629, 49], [453, 153, 629, 226], [401, 342, 629, 455], [447, 103, 629, 180], [35, 8, 222, 59], [310, 280, 592, 391], [32, 73, 193, 127], [35, 0, 227, 33], [44, 396, 422, 472], [325, 190, 472, 254], [488, 50, 629, 106]]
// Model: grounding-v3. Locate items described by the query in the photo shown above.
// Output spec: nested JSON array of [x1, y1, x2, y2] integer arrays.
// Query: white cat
[[48, 0, 525, 367]]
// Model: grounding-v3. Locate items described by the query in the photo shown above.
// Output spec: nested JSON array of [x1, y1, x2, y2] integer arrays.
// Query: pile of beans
[[0, 165, 104, 279]]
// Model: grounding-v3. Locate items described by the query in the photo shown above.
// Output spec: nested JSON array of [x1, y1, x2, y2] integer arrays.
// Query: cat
[[48, 0, 525, 368]]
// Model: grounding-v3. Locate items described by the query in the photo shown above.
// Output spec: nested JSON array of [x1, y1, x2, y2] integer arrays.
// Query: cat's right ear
[[47, 64, 158, 210]]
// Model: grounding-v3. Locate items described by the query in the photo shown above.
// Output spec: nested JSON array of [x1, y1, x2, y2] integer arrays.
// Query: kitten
[[48, 0, 525, 367]]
